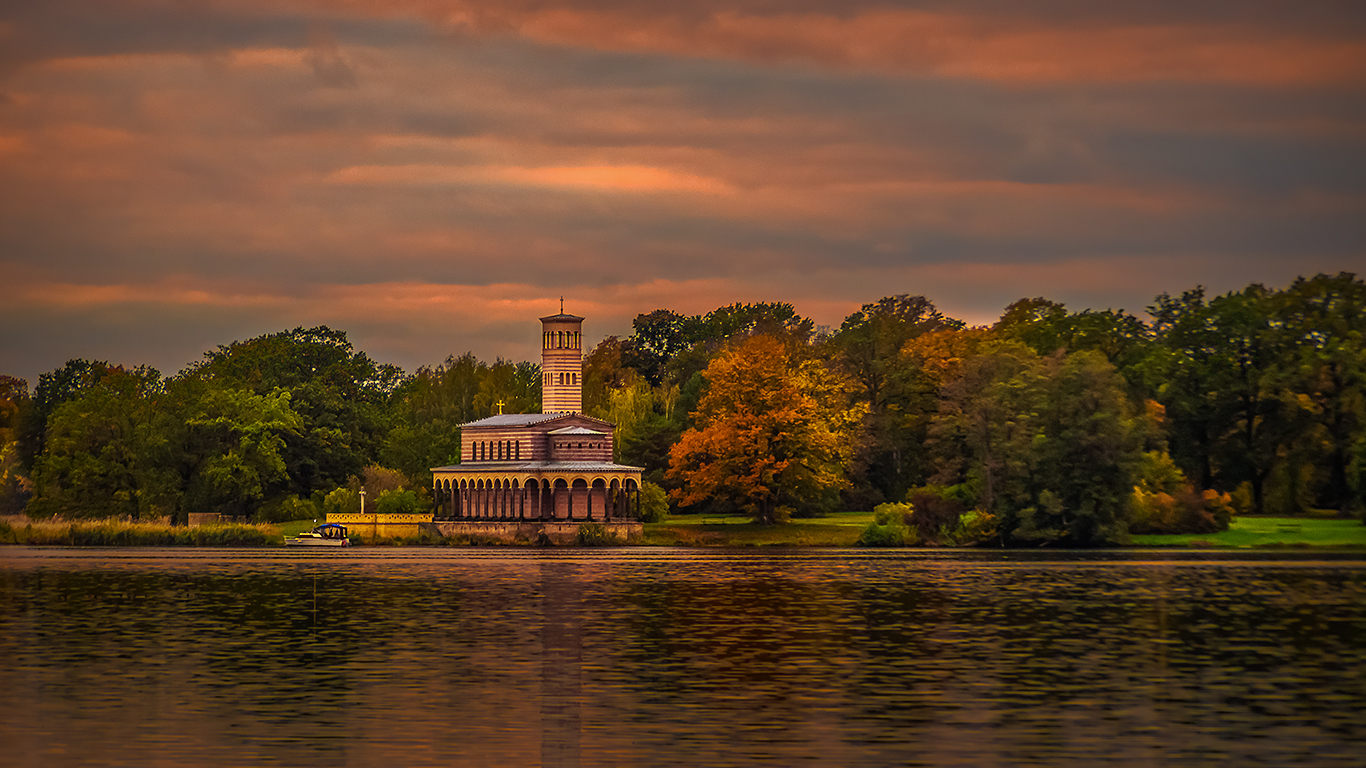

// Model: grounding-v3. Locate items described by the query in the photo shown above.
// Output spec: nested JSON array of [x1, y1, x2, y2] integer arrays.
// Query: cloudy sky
[[2, 1, 1363, 384]]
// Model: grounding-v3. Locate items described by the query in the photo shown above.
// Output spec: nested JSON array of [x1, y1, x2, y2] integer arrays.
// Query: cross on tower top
[[560, 296, 564, 313], [496, 399, 505, 415]]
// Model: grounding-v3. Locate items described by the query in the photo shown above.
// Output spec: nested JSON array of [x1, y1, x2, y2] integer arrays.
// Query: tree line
[[1, 272, 1362, 545], [0, 328, 539, 523]]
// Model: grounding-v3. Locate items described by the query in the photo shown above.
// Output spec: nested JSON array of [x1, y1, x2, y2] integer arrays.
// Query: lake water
[[0, 548, 1362, 767]]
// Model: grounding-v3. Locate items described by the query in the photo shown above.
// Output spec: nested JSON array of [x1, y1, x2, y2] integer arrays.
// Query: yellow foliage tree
[[667, 334, 865, 523]]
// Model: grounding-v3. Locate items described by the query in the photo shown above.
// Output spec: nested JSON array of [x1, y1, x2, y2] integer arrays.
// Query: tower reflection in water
[[541, 561, 583, 768]]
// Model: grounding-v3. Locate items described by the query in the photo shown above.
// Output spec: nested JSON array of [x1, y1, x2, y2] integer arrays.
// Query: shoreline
[[2, 515, 1363, 549]]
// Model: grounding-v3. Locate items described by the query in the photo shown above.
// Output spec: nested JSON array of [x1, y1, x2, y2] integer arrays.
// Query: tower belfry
[[541, 305, 584, 413]]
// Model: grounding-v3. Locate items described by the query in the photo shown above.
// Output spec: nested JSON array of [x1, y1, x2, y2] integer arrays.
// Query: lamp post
[[360, 487, 366, 515]]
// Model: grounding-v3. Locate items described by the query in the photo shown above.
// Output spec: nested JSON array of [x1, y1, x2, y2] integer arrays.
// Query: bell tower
[[540, 301, 584, 413]]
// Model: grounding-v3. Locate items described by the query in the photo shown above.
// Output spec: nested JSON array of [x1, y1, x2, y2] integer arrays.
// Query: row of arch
[[543, 372, 579, 387], [472, 440, 521, 462], [433, 476, 640, 521], [544, 331, 582, 350]]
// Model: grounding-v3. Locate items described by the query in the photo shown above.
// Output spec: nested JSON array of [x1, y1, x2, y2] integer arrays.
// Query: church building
[[429, 309, 645, 524]]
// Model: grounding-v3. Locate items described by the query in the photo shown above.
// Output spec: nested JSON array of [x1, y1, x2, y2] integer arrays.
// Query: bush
[[323, 487, 359, 517], [904, 487, 968, 540], [1229, 482, 1256, 516], [259, 495, 319, 524], [857, 521, 916, 547], [1130, 485, 1233, 534], [858, 503, 917, 546], [639, 482, 670, 522], [873, 502, 914, 527], [577, 523, 616, 546], [374, 489, 419, 515], [361, 465, 410, 494], [952, 509, 998, 545]]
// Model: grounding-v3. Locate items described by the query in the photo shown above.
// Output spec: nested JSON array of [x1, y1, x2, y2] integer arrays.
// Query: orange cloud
[[325, 163, 734, 194], [259, 2, 1366, 86]]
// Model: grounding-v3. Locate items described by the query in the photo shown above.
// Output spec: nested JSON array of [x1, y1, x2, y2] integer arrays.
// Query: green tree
[[638, 481, 670, 522], [667, 334, 865, 522], [622, 309, 700, 385], [17, 359, 118, 473], [1275, 273, 1366, 514], [181, 387, 303, 519], [934, 345, 1145, 545], [381, 352, 540, 487], [828, 295, 965, 503], [27, 366, 179, 520], [188, 326, 404, 496], [1207, 286, 1297, 514]]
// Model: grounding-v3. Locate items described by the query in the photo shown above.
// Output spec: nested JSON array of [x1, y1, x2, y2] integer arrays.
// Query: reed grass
[[0, 516, 278, 547]]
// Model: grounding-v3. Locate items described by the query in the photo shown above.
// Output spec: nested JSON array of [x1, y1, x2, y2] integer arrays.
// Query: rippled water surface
[[1, 548, 1363, 767]]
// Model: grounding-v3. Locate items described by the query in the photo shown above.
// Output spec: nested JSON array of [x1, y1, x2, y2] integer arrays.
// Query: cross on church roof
[[496, 399, 505, 414]]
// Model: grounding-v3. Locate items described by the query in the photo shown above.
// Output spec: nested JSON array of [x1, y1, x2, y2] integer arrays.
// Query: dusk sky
[[2, 1, 1364, 385]]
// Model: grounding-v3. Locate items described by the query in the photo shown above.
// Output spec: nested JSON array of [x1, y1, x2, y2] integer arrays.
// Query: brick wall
[[549, 437, 612, 462]]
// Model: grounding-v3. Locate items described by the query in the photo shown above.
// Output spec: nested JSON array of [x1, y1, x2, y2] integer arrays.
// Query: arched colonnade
[[432, 475, 641, 521]]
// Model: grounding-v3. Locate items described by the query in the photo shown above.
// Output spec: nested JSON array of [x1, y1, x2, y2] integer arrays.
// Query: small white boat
[[285, 523, 350, 547]]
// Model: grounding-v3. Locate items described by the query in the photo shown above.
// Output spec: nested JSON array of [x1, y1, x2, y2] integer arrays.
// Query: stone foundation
[[425, 520, 643, 545], [327, 512, 432, 540]]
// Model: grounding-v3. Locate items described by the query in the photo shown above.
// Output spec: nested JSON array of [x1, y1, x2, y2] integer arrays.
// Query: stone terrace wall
[[425, 520, 642, 545]]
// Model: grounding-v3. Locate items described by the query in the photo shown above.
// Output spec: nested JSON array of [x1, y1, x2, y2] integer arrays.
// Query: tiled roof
[[459, 413, 567, 428]]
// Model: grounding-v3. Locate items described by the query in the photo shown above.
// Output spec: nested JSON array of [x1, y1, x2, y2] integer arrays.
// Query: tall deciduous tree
[[933, 345, 1146, 545], [830, 295, 963, 503], [187, 326, 403, 495], [182, 388, 303, 519], [27, 366, 178, 520], [667, 334, 865, 522], [381, 352, 541, 487], [0, 376, 31, 514], [1148, 288, 1226, 490], [1276, 273, 1366, 514]]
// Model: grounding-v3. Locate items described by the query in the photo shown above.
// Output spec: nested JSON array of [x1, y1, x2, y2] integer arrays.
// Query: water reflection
[[0, 548, 1362, 766], [542, 562, 582, 768]]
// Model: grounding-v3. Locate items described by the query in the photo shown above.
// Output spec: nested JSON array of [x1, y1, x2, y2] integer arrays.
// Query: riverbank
[[0, 517, 279, 546], [3, 513, 1363, 548], [645, 513, 1366, 548], [1129, 516, 1366, 548]]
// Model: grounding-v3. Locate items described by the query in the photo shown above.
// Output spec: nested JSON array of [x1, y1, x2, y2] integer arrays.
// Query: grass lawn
[[1130, 517, 1366, 548], [279, 519, 325, 538], [645, 513, 1366, 548], [644, 510, 875, 547]]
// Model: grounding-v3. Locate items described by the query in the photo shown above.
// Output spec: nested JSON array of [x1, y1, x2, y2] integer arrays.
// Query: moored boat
[[285, 523, 350, 547]]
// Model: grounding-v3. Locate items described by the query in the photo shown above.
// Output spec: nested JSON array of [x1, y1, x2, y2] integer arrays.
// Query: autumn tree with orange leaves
[[667, 334, 865, 523]]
